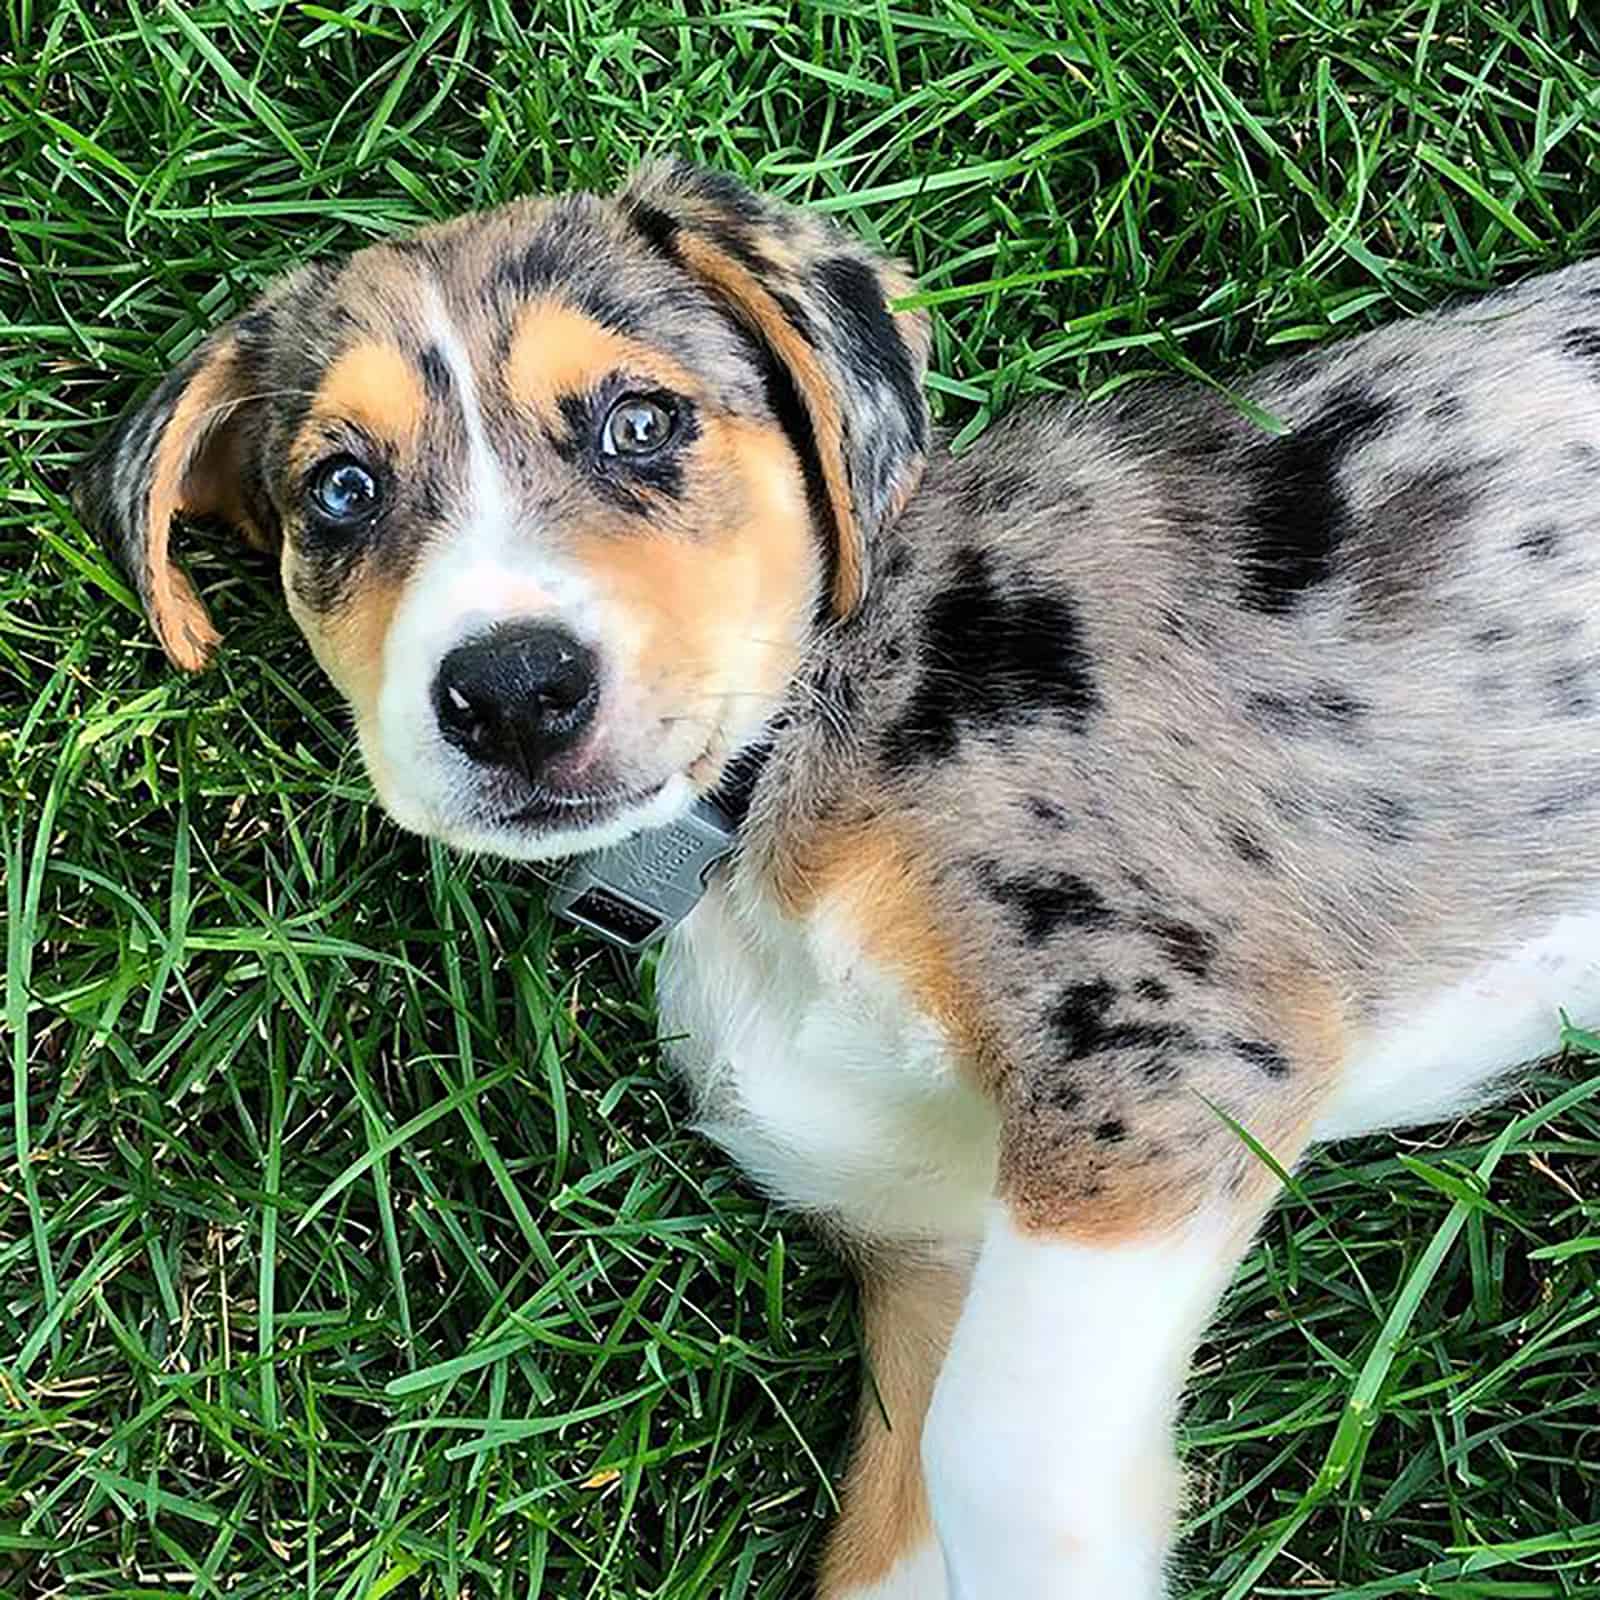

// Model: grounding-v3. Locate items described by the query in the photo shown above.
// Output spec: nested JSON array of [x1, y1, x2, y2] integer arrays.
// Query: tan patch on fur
[[566, 414, 815, 771], [306, 342, 425, 448], [817, 1255, 968, 1597], [782, 819, 1005, 1093], [672, 232, 864, 617], [280, 547, 402, 721], [143, 340, 246, 670], [504, 299, 701, 424]]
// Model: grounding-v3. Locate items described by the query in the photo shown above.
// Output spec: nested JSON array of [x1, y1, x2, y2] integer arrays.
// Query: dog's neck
[[548, 442, 959, 951]]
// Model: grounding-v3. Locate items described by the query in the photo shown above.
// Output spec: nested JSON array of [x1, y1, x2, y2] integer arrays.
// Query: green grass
[[5, 2, 1600, 1595]]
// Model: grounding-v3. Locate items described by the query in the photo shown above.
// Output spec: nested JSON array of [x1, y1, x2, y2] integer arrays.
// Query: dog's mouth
[[498, 778, 669, 831]]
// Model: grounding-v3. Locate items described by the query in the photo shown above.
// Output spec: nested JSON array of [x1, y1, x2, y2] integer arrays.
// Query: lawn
[[5, 2, 1600, 1596]]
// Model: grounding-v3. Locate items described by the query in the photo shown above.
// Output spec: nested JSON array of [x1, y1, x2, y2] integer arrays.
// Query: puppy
[[79, 160, 1600, 1598]]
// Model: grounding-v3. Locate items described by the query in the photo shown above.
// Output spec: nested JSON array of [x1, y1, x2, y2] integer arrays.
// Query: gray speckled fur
[[738, 261, 1600, 1216]]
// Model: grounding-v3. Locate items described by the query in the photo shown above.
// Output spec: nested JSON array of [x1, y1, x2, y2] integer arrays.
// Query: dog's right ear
[[75, 314, 281, 671]]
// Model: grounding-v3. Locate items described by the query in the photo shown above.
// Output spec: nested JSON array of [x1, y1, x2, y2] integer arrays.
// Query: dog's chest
[[657, 883, 998, 1245]]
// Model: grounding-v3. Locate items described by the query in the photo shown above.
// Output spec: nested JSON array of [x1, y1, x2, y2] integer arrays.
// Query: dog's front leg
[[820, 1253, 970, 1600], [921, 1057, 1328, 1598], [920, 1199, 1249, 1596]]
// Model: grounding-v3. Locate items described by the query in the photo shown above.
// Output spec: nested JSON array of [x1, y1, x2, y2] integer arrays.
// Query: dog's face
[[78, 163, 930, 859]]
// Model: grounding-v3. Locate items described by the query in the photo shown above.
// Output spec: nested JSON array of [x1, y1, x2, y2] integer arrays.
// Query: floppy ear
[[619, 159, 931, 618], [75, 319, 280, 671]]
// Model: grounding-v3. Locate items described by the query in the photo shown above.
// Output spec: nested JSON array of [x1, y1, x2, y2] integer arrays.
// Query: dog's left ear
[[620, 160, 931, 618], [75, 317, 279, 671]]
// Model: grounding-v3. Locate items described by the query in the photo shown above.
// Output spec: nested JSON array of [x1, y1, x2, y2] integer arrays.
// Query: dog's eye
[[309, 457, 381, 525], [600, 395, 676, 458]]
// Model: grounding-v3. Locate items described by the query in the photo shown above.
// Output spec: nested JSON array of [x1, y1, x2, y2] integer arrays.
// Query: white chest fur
[[658, 882, 999, 1245]]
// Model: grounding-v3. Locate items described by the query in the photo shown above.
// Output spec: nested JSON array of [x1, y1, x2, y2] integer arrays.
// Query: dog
[[78, 159, 1600, 1598]]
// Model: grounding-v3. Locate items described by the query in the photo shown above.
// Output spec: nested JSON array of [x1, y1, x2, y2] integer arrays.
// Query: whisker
[[191, 388, 321, 428]]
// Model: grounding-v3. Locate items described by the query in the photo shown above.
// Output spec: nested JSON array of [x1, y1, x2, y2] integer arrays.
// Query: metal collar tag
[[549, 797, 738, 950]]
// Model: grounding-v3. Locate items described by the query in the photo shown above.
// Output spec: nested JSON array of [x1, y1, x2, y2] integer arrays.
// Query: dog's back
[[741, 260, 1600, 1233]]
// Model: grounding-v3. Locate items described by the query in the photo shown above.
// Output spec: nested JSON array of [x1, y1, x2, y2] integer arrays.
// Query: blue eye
[[310, 457, 381, 524], [601, 395, 676, 457]]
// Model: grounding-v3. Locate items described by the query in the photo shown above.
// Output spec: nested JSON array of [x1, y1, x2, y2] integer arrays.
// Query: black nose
[[433, 623, 599, 779]]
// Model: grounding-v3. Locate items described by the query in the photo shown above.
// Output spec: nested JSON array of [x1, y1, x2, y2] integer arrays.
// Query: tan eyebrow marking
[[503, 299, 700, 424], [308, 342, 427, 445]]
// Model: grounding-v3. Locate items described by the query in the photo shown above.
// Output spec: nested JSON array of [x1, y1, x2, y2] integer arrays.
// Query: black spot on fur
[[1227, 825, 1271, 866], [1241, 388, 1393, 612], [1230, 1037, 1290, 1079], [417, 344, 452, 401], [978, 862, 1112, 942], [1518, 525, 1560, 561], [1047, 979, 1117, 1059], [1472, 622, 1515, 650], [1133, 976, 1171, 1004], [1047, 980, 1197, 1069], [1562, 327, 1600, 368], [1026, 795, 1068, 828], [494, 237, 571, 299], [1095, 1118, 1128, 1144], [624, 201, 681, 258], [1359, 792, 1416, 843], [882, 547, 1099, 766], [813, 255, 927, 451], [1143, 916, 1217, 980], [1425, 392, 1462, 423], [1246, 686, 1367, 735]]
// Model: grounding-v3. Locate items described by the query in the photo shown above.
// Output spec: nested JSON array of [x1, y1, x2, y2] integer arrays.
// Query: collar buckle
[[549, 797, 738, 950]]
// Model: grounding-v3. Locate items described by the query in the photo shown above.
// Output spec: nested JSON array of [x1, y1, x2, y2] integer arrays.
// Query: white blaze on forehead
[[398, 284, 590, 619], [423, 284, 510, 547], [367, 285, 626, 850]]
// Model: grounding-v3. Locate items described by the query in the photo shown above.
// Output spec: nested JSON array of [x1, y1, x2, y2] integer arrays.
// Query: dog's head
[[77, 162, 930, 859]]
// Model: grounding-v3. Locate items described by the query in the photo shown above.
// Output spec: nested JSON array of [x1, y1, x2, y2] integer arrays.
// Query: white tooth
[[448, 686, 471, 712]]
